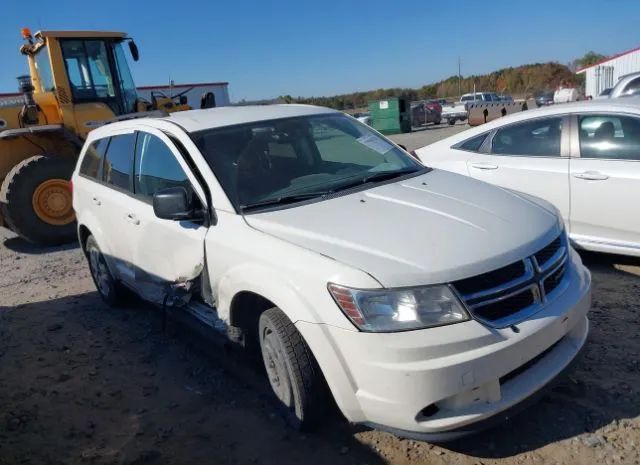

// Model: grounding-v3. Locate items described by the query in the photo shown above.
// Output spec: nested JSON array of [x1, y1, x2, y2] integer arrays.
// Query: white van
[[72, 104, 591, 440]]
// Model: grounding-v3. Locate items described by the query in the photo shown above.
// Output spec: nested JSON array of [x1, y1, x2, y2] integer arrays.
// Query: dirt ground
[[1, 151, 639, 464]]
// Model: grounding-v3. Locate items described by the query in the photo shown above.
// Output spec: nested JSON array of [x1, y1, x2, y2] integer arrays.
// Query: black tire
[[448, 119, 456, 125], [85, 235, 124, 307], [258, 307, 326, 430], [434, 119, 441, 125], [0, 155, 76, 245]]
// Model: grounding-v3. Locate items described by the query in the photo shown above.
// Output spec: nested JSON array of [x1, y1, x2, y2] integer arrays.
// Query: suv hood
[[244, 170, 561, 287]]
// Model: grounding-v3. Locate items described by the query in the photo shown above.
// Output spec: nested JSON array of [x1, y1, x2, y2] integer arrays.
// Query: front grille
[[454, 260, 526, 296], [534, 237, 562, 269], [453, 234, 568, 327], [474, 288, 536, 321], [544, 262, 566, 295]]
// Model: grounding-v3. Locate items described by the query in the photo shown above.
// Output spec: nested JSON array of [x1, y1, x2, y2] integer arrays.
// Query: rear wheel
[[85, 235, 124, 307], [258, 307, 326, 430], [448, 119, 456, 125], [0, 155, 76, 245]]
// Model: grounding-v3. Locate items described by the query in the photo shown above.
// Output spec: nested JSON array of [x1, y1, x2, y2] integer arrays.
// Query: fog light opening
[[419, 404, 440, 418]]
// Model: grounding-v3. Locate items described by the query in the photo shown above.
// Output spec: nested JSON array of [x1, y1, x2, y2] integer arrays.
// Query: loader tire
[[0, 155, 76, 245]]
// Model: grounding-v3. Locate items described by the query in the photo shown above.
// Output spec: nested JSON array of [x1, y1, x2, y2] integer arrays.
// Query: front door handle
[[92, 196, 101, 206], [573, 171, 609, 181], [126, 213, 140, 225], [470, 162, 499, 170]]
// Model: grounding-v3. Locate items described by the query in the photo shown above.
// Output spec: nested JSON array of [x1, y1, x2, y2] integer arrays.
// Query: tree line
[[270, 62, 584, 110]]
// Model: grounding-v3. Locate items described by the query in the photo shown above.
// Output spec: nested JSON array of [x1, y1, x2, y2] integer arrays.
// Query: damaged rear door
[[127, 128, 208, 303]]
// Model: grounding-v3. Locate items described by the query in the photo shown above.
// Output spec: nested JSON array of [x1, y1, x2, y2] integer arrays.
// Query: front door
[[466, 115, 571, 224], [569, 113, 640, 253], [126, 128, 208, 303]]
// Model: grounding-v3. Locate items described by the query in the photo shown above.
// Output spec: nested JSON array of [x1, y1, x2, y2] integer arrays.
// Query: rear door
[[127, 128, 208, 303], [466, 115, 571, 224], [569, 113, 640, 252], [96, 131, 138, 282]]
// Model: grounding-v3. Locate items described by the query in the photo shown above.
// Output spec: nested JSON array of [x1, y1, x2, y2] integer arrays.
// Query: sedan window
[[456, 133, 489, 152], [579, 114, 640, 160], [491, 117, 562, 156]]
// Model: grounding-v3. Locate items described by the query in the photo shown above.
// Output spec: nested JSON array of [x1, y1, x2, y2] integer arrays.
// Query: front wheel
[[448, 119, 456, 125], [258, 307, 326, 430]]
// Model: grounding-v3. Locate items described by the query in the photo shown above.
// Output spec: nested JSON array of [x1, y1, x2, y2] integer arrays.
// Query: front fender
[[215, 262, 355, 330]]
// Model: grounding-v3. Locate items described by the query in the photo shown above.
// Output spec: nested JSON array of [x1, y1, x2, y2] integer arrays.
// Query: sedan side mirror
[[153, 186, 200, 221]]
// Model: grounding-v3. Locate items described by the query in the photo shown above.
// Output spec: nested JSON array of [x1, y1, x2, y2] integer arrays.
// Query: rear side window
[[579, 114, 640, 160], [622, 77, 640, 96], [134, 133, 191, 198], [491, 117, 562, 156], [79, 137, 109, 179], [456, 133, 488, 152], [103, 133, 136, 190]]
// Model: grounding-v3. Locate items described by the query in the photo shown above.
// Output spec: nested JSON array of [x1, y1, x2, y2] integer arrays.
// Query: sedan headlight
[[328, 283, 470, 332]]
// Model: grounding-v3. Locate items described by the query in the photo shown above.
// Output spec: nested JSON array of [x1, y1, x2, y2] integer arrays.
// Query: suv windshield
[[192, 113, 424, 211]]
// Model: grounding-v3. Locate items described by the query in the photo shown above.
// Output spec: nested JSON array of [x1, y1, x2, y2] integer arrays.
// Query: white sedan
[[415, 98, 640, 257]]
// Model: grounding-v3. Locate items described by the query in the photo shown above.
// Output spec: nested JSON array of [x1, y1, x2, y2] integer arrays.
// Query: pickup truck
[[72, 104, 591, 441], [442, 93, 506, 125]]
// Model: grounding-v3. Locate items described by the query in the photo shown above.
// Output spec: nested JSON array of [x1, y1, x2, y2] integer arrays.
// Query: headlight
[[328, 283, 470, 332]]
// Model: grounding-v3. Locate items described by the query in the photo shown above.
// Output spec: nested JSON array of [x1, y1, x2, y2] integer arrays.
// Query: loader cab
[[22, 30, 141, 136], [58, 37, 138, 115]]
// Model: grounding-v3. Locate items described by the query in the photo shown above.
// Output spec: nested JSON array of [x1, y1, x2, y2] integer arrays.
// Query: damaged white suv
[[72, 105, 591, 440]]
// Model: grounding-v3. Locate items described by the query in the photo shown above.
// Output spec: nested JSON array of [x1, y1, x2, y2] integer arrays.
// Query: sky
[[1, 0, 639, 102]]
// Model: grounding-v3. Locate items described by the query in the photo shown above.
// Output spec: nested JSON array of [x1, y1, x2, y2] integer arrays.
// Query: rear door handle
[[92, 197, 101, 206], [573, 171, 609, 181], [470, 162, 499, 170], [126, 213, 140, 225]]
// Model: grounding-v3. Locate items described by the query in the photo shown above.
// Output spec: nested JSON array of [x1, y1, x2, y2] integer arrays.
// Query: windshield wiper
[[333, 168, 424, 192], [240, 191, 331, 211]]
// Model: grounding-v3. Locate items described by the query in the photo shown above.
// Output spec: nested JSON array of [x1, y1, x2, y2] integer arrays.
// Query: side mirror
[[128, 40, 140, 62], [153, 187, 199, 221]]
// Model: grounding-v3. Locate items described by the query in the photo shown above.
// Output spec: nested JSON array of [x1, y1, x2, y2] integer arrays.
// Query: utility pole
[[458, 56, 462, 97]]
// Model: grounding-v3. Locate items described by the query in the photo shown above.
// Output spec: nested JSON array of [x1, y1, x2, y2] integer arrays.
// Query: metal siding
[[583, 49, 640, 97]]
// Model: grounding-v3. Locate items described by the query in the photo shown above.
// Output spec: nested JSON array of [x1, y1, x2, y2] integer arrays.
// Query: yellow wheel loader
[[0, 29, 192, 245]]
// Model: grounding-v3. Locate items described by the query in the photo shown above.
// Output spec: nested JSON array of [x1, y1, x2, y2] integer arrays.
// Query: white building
[[1, 81, 230, 109], [577, 46, 640, 98]]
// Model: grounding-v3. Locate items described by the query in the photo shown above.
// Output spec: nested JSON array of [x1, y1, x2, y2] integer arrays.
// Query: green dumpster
[[368, 97, 411, 135]]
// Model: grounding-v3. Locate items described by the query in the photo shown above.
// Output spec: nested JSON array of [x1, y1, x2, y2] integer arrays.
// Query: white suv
[[72, 105, 591, 441]]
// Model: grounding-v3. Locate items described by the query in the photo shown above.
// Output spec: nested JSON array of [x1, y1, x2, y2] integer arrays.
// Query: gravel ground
[[1, 124, 639, 464]]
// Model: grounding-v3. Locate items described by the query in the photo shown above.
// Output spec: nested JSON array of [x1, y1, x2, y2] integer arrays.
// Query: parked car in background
[[608, 71, 640, 98], [72, 104, 590, 441], [411, 101, 441, 127], [498, 94, 514, 102], [535, 92, 554, 107], [424, 99, 443, 114], [353, 111, 371, 125], [414, 98, 640, 257], [597, 88, 612, 99], [460, 92, 501, 102], [441, 100, 467, 125]]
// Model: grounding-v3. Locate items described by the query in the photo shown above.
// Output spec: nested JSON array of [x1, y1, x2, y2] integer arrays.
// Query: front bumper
[[297, 250, 591, 439]]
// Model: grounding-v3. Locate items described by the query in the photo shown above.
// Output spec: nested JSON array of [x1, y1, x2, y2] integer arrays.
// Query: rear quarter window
[[455, 133, 489, 152], [79, 137, 110, 179]]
